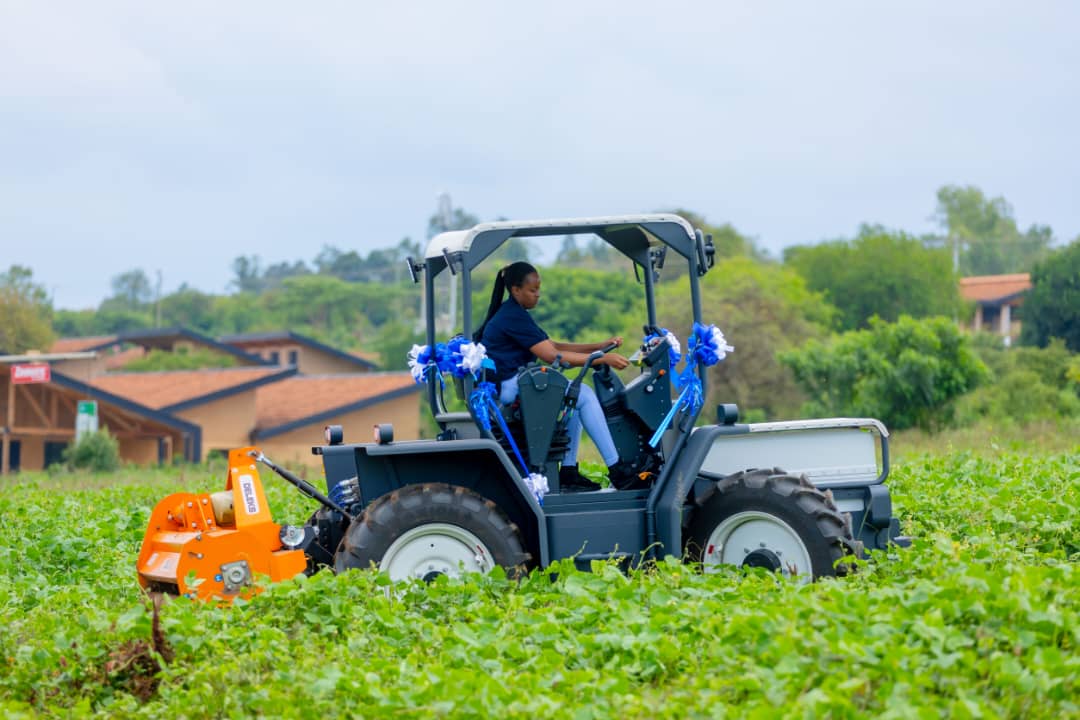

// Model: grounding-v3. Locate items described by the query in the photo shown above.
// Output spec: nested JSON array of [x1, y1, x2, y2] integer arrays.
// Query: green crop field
[[1, 450, 1077, 719]]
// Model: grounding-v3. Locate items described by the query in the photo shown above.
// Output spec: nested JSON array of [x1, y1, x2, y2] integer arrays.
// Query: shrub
[[1068, 356, 1080, 390], [784, 226, 959, 331], [122, 346, 237, 372], [658, 256, 836, 420], [1020, 238, 1080, 351], [780, 315, 988, 431], [956, 338, 1080, 424], [61, 429, 121, 472]]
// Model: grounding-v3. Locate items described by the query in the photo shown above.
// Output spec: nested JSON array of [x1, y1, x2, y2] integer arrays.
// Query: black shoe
[[608, 460, 648, 490], [559, 465, 602, 492]]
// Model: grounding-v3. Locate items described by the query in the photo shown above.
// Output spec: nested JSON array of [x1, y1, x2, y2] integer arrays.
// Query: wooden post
[[2, 377, 13, 475]]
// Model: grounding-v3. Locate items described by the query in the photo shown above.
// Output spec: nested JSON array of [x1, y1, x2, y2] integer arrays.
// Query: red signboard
[[11, 363, 51, 384]]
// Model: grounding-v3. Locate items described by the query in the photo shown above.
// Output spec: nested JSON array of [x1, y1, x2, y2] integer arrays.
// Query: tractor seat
[[489, 372, 572, 471]]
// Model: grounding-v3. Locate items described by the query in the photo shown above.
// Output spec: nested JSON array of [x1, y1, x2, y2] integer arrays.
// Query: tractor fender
[[651, 424, 732, 556], [655, 418, 898, 557], [320, 438, 549, 567]]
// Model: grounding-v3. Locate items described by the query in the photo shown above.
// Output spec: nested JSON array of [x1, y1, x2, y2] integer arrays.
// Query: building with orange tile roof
[[253, 374, 420, 467], [1, 351, 202, 473], [219, 331, 378, 374], [90, 367, 297, 457], [3, 330, 418, 474], [959, 273, 1031, 343]]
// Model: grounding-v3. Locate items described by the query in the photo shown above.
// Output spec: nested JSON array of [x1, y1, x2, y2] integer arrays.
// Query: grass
[[0, 443, 1076, 718], [892, 418, 1080, 460]]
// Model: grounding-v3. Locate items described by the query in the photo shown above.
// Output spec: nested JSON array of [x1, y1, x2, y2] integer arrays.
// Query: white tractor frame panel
[[700, 418, 888, 489]]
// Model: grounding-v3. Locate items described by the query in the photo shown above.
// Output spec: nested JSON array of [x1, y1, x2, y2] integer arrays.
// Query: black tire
[[333, 483, 530, 581], [685, 468, 860, 580]]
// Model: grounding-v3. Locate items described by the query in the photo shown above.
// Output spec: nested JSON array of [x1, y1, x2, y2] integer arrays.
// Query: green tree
[[664, 208, 762, 261], [314, 246, 366, 282], [556, 236, 584, 265], [230, 255, 264, 293], [261, 260, 310, 290], [935, 184, 1054, 275], [956, 338, 1080, 424], [780, 315, 987, 431], [90, 309, 153, 334], [1020, 238, 1080, 351], [106, 268, 154, 311], [260, 275, 410, 350], [785, 226, 958, 331], [0, 265, 55, 353], [554, 236, 622, 270], [427, 204, 479, 239], [123, 346, 237, 372], [210, 292, 268, 335], [658, 256, 836, 420], [53, 308, 105, 338], [373, 321, 425, 371], [529, 267, 640, 342], [160, 285, 216, 333]]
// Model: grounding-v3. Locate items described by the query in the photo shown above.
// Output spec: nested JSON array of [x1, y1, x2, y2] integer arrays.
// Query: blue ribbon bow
[[648, 322, 732, 447]]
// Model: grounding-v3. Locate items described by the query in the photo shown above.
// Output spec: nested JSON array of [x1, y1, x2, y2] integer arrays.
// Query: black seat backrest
[[474, 365, 571, 484], [515, 365, 570, 468]]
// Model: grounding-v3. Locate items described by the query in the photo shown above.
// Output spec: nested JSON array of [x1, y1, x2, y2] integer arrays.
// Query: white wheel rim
[[702, 511, 814, 582], [380, 523, 495, 582]]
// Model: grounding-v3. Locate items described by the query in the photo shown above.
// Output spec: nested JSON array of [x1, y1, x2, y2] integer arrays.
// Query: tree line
[[2, 185, 1078, 432]]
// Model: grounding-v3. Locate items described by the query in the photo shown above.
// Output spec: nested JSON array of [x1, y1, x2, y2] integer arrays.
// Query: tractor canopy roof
[[423, 213, 702, 277]]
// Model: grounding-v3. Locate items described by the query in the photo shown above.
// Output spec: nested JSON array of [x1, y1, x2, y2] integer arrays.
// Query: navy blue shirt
[[481, 298, 548, 382]]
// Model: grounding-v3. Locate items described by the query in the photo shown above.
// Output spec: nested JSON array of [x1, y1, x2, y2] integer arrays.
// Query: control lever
[[556, 342, 621, 432], [567, 343, 619, 405]]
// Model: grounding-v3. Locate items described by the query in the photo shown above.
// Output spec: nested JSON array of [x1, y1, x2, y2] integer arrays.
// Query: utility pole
[[951, 234, 960, 325], [154, 270, 163, 328]]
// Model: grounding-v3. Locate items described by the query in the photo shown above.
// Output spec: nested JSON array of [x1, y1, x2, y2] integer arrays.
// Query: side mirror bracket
[[405, 257, 424, 284]]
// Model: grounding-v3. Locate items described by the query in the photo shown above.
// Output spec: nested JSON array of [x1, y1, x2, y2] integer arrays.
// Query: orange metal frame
[[136, 447, 307, 601]]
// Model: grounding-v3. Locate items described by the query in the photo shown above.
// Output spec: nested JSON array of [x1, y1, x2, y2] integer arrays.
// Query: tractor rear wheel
[[685, 468, 860, 582], [333, 483, 529, 582]]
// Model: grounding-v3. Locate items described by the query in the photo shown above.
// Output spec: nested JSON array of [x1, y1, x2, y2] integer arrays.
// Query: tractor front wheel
[[685, 468, 860, 582], [333, 483, 529, 582]]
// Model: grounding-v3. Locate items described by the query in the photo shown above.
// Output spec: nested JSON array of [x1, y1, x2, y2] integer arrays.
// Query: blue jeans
[[500, 375, 620, 466]]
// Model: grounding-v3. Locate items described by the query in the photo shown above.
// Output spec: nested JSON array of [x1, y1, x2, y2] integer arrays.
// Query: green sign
[[76, 401, 98, 441]]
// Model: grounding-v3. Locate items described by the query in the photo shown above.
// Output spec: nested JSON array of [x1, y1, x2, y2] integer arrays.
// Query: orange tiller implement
[[136, 447, 308, 601]]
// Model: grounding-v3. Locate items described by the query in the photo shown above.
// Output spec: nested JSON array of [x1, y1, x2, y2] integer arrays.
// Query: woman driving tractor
[[474, 261, 643, 491]]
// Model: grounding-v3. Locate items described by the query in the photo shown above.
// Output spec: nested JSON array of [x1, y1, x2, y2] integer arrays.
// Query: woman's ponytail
[[474, 269, 507, 341]]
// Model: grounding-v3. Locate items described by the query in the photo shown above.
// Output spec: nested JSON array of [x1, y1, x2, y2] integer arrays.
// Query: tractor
[[138, 214, 908, 600]]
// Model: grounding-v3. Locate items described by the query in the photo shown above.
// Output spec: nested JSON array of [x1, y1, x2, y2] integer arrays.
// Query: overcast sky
[[2, 1, 1078, 309]]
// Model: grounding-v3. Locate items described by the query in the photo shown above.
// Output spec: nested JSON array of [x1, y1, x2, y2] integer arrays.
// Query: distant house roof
[[0, 351, 98, 364], [91, 366, 296, 412], [116, 327, 270, 365], [959, 273, 1032, 305], [50, 371, 203, 461], [253, 373, 418, 440], [51, 328, 270, 367], [104, 346, 146, 370], [50, 335, 118, 353], [351, 349, 382, 365], [221, 331, 379, 370]]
